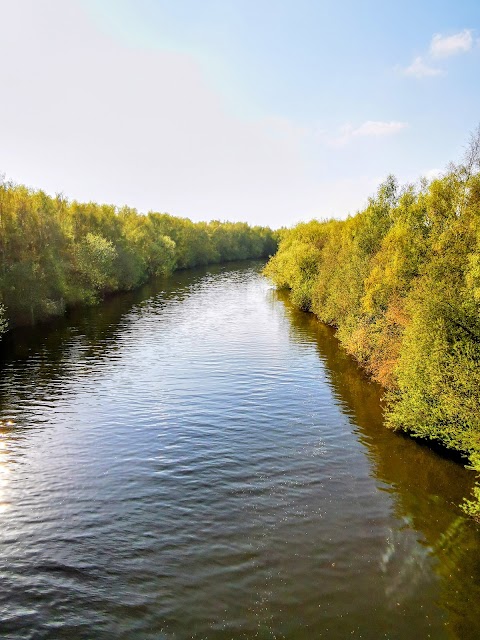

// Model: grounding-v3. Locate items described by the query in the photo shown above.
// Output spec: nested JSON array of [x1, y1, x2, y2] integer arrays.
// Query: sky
[[0, 0, 479, 227]]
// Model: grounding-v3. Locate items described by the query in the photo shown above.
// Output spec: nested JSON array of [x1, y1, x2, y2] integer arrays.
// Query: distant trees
[[265, 128, 480, 519], [0, 181, 277, 331]]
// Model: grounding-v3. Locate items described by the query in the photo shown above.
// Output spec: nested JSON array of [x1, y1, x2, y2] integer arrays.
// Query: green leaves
[[0, 181, 277, 329], [264, 131, 480, 518], [0, 304, 7, 336], [75, 233, 118, 293]]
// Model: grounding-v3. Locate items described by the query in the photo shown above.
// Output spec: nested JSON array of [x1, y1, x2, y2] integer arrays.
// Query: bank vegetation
[[0, 179, 276, 331], [265, 127, 480, 518]]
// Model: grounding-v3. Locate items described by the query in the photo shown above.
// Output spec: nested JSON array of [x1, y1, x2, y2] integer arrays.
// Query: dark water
[[0, 262, 479, 640]]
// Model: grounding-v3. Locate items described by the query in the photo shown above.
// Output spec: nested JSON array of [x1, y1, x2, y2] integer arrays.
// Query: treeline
[[0, 180, 277, 330], [265, 128, 480, 518]]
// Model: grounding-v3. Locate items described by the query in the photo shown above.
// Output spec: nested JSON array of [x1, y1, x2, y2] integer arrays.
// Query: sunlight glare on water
[[0, 262, 479, 639]]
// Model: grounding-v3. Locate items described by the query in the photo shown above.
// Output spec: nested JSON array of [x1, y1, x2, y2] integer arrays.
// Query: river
[[0, 261, 479, 639]]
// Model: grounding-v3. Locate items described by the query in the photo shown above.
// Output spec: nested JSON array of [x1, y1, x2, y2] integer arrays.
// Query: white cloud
[[333, 121, 408, 146], [351, 121, 409, 137], [402, 29, 474, 79], [403, 56, 443, 78], [430, 29, 473, 58]]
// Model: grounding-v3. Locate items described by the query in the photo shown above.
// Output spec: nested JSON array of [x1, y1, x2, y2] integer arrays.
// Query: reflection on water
[[0, 261, 479, 639], [275, 291, 480, 639]]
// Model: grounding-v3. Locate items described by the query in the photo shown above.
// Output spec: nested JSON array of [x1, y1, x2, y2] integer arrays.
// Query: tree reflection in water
[[275, 289, 480, 639]]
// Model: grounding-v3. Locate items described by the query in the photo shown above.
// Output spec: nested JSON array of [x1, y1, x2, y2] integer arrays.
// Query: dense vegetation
[[0, 179, 276, 331], [265, 128, 480, 518]]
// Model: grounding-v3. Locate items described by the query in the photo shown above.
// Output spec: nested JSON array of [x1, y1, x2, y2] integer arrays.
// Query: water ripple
[[0, 262, 477, 639]]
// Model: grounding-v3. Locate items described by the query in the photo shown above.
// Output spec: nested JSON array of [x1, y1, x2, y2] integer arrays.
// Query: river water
[[0, 261, 479, 639]]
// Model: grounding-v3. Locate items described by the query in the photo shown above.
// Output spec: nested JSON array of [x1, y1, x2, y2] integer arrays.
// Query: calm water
[[0, 261, 479, 639]]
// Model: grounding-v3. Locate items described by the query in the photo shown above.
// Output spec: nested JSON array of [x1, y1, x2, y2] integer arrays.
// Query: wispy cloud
[[403, 56, 443, 78], [350, 121, 409, 137], [402, 29, 475, 78], [333, 121, 408, 146], [430, 29, 473, 58]]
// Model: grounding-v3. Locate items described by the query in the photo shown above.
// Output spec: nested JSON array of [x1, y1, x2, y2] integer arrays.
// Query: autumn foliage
[[265, 129, 480, 517]]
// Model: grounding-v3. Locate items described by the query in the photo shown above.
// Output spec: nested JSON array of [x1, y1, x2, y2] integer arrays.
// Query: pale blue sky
[[1, 0, 479, 226]]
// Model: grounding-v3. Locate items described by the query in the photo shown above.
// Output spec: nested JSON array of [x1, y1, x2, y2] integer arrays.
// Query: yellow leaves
[[465, 253, 480, 303], [264, 140, 480, 519]]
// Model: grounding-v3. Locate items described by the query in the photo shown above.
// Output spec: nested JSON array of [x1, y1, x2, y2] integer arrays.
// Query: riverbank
[[264, 131, 480, 518], [0, 179, 277, 333]]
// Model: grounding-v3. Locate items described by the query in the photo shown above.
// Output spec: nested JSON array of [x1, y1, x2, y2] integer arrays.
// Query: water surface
[[0, 262, 479, 639]]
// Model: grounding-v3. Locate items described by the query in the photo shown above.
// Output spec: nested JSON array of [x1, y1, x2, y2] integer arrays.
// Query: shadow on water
[[0, 260, 258, 367], [0, 260, 263, 429], [1, 263, 480, 638], [274, 288, 480, 640]]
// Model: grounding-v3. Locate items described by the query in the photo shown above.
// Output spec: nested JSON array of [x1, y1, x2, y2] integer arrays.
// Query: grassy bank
[[0, 179, 277, 332], [264, 128, 480, 519]]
